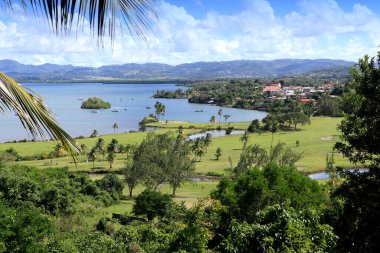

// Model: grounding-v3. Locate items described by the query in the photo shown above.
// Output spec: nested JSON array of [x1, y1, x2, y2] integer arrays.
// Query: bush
[[133, 190, 174, 220], [96, 174, 124, 200], [207, 171, 223, 177]]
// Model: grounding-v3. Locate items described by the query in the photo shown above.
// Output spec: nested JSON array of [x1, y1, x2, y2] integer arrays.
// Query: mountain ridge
[[0, 59, 355, 81]]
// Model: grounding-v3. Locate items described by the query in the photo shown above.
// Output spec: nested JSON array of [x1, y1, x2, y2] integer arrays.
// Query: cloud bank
[[0, 0, 379, 66]]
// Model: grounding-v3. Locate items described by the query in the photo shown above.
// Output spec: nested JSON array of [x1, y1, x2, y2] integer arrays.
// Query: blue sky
[[0, 0, 379, 66]]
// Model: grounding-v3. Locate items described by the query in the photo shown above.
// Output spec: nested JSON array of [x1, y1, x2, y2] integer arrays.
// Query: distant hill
[[0, 59, 355, 82]]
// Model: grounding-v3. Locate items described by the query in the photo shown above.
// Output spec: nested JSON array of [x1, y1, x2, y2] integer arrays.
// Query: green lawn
[[195, 117, 350, 174]]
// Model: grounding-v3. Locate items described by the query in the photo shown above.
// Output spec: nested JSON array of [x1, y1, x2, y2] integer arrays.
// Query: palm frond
[[2, 0, 157, 42], [0, 72, 81, 160]]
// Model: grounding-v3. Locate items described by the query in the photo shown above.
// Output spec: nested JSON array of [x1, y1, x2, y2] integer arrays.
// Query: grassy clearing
[[102, 181, 217, 217]]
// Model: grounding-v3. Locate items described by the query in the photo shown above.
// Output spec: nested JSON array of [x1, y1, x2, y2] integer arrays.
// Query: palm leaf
[[0, 72, 81, 160], [2, 0, 157, 42]]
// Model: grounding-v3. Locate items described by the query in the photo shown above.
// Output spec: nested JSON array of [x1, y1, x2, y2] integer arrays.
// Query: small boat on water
[[112, 109, 120, 112], [145, 106, 151, 109], [120, 97, 125, 101], [124, 108, 128, 110], [195, 109, 204, 112], [91, 110, 99, 113], [78, 98, 84, 100], [131, 98, 135, 100]]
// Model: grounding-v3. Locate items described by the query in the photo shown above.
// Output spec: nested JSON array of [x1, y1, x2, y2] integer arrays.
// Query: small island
[[81, 97, 111, 109]]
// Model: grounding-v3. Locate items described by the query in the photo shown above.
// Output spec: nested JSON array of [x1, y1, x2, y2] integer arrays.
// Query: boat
[[120, 97, 125, 101], [124, 108, 128, 110], [145, 106, 151, 109], [78, 98, 84, 100], [112, 109, 120, 112], [91, 110, 99, 113], [195, 109, 204, 112]]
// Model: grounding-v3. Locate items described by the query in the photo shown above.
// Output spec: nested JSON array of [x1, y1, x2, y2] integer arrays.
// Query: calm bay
[[0, 83, 267, 142]]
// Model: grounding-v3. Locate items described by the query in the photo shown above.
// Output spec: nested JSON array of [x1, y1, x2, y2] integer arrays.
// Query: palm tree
[[53, 143, 65, 165], [215, 147, 222, 160], [112, 123, 119, 134], [161, 104, 166, 120], [0, 0, 156, 160], [107, 139, 119, 170], [87, 148, 97, 170], [210, 115, 216, 124], [90, 129, 98, 138], [204, 133, 212, 150], [218, 109, 223, 126], [240, 131, 249, 150], [0, 73, 81, 159], [95, 138, 106, 160], [223, 114, 231, 125]]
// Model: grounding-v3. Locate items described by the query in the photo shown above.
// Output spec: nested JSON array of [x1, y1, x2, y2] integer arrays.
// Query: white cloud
[[0, 0, 379, 66]]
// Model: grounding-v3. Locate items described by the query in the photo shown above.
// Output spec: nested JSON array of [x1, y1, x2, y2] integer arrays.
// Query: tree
[[327, 52, 380, 252], [96, 174, 124, 200], [154, 101, 166, 121], [316, 95, 342, 117], [264, 119, 278, 154], [215, 147, 222, 160], [177, 126, 184, 138], [223, 114, 231, 125], [107, 139, 119, 169], [95, 138, 106, 160], [225, 127, 234, 135], [218, 109, 223, 126], [211, 164, 326, 223], [210, 115, 216, 124], [122, 162, 142, 197], [326, 168, 380, 252], [222, 205, 336, 253], [335, 52, 380, 166], [325, 152, 338, 187], [290, 112, 310, 130], [53, 143, 66, 165], [203, 133, 212, 150], [167, 144, 195, 196], [192, 138, 206, 161], [239, 131, 249, 150], [133, 190, 174, 221], [247, 119, 260, 133], [0, 201, 56, 253], [138, 120, 147, 132], [87, 148, 97, 169], [90, 129, 99, 138], [112, 123, 119, 134]]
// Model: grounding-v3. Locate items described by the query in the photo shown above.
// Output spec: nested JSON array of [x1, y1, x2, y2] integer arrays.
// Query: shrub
[[133, 190, 174, 220]]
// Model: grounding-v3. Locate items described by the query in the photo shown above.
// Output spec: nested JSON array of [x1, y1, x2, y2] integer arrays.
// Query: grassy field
[[1, 117, 351, 174], [147, 120, 251, 130]]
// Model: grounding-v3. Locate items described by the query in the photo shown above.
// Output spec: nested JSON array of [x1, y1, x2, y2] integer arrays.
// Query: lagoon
[[0, 83, 267, 142]]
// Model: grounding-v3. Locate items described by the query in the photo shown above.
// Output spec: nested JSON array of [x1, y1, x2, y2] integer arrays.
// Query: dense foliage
[[335, 52, 380, 165], [81, 97, 111, 109], [153, 89, 189, 99]]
